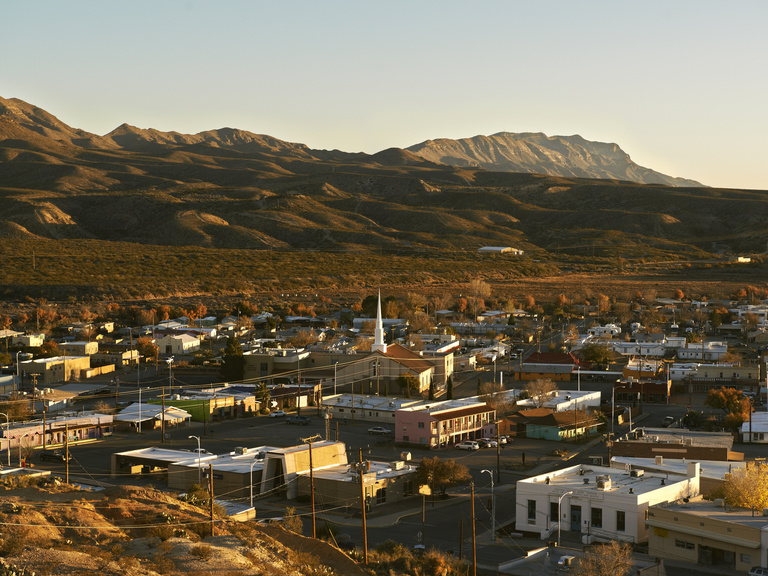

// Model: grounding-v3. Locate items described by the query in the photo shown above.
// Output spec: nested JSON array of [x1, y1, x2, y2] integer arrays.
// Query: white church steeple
[[372, 290, 387, 354]]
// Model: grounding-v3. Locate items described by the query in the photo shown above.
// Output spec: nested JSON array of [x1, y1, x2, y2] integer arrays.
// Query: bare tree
[[571, 541, 633, 576], [524, 378, 557, 408]]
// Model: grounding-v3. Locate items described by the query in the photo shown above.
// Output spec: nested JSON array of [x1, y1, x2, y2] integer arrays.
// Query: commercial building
[[647, 497, 768, 572], [515, 462, 701, 544], [611, 428, 742, 462], [395, 399, 495, 448]]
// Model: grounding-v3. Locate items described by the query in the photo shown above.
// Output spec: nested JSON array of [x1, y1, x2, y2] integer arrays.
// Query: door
[[570, 505, 581, 531]]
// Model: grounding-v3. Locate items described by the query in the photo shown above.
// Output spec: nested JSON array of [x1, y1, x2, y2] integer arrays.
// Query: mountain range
[[0, 96, 765, 260]]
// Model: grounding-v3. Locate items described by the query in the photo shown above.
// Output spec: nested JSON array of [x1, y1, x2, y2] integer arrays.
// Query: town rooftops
[[610, 456, 746, 481], [309, 459, 417, 483]]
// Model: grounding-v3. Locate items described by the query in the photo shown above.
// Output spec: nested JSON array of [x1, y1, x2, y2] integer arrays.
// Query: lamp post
[[19, 433, 29, 467], [15, 351, 20, 394], [557, 491, 573, 546], [250, 458, 260, 508], [166, 357, 174, 396], [188, 435, 201, 485], [0, 412, 8, 466], [481, 469, 495, 539]]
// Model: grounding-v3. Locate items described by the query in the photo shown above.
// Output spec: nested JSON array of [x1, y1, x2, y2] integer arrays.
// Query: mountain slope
[[406, 132, 703, 187]]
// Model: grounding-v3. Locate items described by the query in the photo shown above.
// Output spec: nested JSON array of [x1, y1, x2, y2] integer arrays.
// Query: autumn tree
[[414, 457, 471, 495], [721, 462, 768, 512], [136, 337, 159, 363], [286, 329, 319, 348], [524, 378, 557, 408], [39, 340, 59, 358], [705, 387, 752, 429], [571, 541, 633, 576]]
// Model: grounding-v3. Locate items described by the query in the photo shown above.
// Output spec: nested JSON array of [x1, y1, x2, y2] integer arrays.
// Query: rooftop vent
[[630, 470, 645, 478], [583, 478, 589, 484]]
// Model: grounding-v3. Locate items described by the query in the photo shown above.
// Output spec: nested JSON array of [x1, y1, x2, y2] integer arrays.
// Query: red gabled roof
[[380, 343, 434, 374]]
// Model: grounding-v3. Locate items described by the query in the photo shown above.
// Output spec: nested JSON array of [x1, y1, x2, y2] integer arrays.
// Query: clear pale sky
[[3, 1, 766, 190]]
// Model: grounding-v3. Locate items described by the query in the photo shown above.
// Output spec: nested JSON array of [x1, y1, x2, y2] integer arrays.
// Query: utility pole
[[64, 423, 69, 484], [209, 463, 215, 537], [358, 448, 368, 565], [458, 519, 463, 561], [161, 387, 166, 444], [470, 482, 477, 576]]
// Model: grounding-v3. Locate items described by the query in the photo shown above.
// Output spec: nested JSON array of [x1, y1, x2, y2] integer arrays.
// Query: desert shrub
[[190, 544, 213, 559], [146, 524, 175, 541], [279, 507, 303, 535]]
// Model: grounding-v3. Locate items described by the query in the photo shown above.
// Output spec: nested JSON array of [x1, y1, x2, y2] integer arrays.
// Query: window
[[675, 539, 695, 550], [550, 502, 559, 524], [403, 435, 409, 442], [591, 507, 602, 528], [418, 422, 425, 429], [616, 511, 625, 532], [403, 480, 414, 497], [740, 553, 751, 563], [527, 500, 536, 521], [376, 488, 386, 504]]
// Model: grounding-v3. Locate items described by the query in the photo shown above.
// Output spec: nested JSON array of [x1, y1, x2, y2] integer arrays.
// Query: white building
[[156, 333, 201, 355], [515, 390, 601, 412], [740, 412, 768, 443], [587, 323, 621, 337], [515, 462, 700, 544]]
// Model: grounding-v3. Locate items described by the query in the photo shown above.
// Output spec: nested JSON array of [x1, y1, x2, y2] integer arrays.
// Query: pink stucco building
[[395, 400, 496, 448]]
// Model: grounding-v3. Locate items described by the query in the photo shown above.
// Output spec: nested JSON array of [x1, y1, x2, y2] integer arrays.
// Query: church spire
[[372, 290, 387, 354]]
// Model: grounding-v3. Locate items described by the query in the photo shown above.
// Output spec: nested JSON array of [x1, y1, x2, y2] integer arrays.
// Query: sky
[[3, 1, 767, 190]]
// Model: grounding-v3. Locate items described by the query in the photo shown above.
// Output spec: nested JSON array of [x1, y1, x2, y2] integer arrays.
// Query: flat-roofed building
[[612, 427, 742, 462], [515, 462, 701, 544], [396, 399, 495, 448], [647, 496, 768, 572]]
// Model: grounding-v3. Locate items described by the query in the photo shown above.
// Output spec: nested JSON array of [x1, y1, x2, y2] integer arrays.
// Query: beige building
[[20, 355, 91, 385], [647, 497, 768, 572], [61, 341, 99, 356]]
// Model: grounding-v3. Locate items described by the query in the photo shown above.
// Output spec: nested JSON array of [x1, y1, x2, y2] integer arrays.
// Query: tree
[[286, 329, 319, 348], [705, 387, 751, 428], [39, 340, 59, 358], [397, 373, 419, 398], [0, 394, 31, 421], [579, 343, 614, 368], [136, 337, 159, 363], [220, 336, 245, 381], [479, 381, 512, 417], [571, 541, 633, 576], [525, 378, 557, 408], [721, 462, 768, 512], [256, 381, 271, 413], [428, 378, 435, 401], [414, 457, 471, 496], [446, 375, 453, 400]]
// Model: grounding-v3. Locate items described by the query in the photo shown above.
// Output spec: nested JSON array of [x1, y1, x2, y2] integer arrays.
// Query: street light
[[557, 491, 573, 546], [19, 433, 29, 467], [166, 357, 174, 396], [15, 351, 20, 394], [0, 412, 8, 466], [250, 458, 260, 508], [481, 469, 495, 539], [188, 435, 201, 485]]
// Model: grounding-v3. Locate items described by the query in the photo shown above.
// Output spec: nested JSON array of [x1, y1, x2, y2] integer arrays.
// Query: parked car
[[39, 450, 68, 462], [286, 415, 311, 426], [269, 410, 287, 418], [748, 567, 768, 576], [455, 441, 480, 451], [661, 416, 675, 427], [192, 448, 212, 455], [478, 439, 497, 448], [368, 426, 392, 435]]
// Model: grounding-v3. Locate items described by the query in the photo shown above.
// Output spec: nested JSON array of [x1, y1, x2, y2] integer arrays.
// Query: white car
[[368, 427, 392, 435], [455, 441, 480, 451], [269, 410, 287, 418]]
